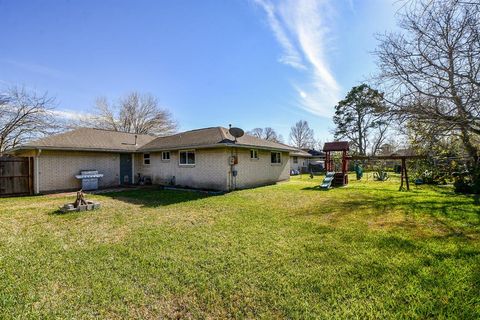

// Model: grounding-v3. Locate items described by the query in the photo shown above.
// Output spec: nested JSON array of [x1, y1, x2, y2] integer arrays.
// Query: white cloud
[[253, 0, 341, 117], [53, 109, 93, 121], [298, 89, 307, 99], [1, 59, 65, 79], [253, 0, 306, 70]]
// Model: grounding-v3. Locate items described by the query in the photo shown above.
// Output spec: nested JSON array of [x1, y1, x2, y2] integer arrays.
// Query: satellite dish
[[229, 127, 244, 141]]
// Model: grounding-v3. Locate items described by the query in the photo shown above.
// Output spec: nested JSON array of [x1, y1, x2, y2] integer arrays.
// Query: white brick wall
[[230, 148, 290, 189], [36, 150, 120, 192], [290, 156, 309, 171], [135, 148, 230, 190], [18, 147, 291, 193], [136, 147, 290, 191]]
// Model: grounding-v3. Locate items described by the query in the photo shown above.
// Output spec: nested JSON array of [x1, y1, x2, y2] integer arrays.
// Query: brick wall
[[135, 148, 230, 190], [228, 148, 290, 189], [290, 156, 308, 171], [36, 150, 120, 192], [136, 147, 290, 191], [18, 147, 291, 193]]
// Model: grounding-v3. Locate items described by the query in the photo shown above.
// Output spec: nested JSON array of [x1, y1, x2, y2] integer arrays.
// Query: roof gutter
[[140, 143, 296, 153], [10, 142, 297, 154], [8, 146, 139, 153]]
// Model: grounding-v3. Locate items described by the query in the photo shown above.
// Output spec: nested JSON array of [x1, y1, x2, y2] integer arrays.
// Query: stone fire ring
[[59, 201, 101, 213]]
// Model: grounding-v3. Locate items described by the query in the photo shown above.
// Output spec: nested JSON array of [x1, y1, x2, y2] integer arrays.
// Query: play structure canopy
[[323, 141, 349, 152]]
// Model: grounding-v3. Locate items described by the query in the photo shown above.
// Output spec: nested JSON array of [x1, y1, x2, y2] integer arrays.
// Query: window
[[179, 150, 195, 165], [250, 149, 258, 159], [162, 151, 170, 161], [143, 153, 150, 165], [271, 152, 281, 164], [293, 156, 298, 164]]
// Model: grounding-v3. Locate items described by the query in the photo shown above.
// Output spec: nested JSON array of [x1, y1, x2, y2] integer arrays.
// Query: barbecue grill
[[75, 170, 104, 190]]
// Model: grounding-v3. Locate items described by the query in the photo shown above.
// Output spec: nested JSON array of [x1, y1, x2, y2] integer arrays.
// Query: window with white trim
[[179, 150, 195, 165], [143, 153, 150, 165], [271, 152, 281, 164], [250, 149, 258, 159], [162, 151, 170, 161], [293, 156, 298, 164]]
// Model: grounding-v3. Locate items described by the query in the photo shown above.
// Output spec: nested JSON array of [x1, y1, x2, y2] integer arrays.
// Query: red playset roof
[[323, 141, 350, 152]]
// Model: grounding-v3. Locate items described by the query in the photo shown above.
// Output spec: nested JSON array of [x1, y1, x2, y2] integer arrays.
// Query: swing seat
[[374, 171, 389, 181]]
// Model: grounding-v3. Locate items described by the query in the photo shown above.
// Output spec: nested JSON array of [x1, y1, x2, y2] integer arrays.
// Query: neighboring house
[[290, 150, 311, 173], [304, 149, 325, 172], [9, 127, 296, 193]]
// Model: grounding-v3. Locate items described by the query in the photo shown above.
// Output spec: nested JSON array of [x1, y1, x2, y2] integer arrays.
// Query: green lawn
[[0, 175, 478, 319]]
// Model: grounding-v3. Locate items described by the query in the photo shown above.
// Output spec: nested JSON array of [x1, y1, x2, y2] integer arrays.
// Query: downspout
[[131, 153, 135, 184], [230, 148, 234, 191], [35, 148, 42, 194], [229, 147, 238, 191], [132, 135, 137, 184]]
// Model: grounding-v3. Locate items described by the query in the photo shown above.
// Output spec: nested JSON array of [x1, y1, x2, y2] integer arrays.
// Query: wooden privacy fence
[[0, 157, 34, 196]]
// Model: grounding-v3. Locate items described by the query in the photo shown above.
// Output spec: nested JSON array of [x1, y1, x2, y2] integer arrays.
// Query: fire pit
[[60, 190, 101, 213], [75, 170, 104, 191]]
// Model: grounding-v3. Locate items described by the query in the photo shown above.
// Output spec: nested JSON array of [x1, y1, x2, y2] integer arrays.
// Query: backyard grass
[[0, 174, 479, 319]]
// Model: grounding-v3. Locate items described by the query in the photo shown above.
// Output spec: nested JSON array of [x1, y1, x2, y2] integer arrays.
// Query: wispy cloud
[[1, 59, 65, 79], [253, 0, 341, 117], [253, 0, 306, 69], [52, 109, 93, 121]]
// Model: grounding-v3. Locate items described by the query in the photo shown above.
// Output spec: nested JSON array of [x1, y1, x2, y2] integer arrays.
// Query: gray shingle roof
[[15, 127, 297, 153], [20, 128, 156, 152], [290, 149, 312, 157], [139, 127, 297, 152]]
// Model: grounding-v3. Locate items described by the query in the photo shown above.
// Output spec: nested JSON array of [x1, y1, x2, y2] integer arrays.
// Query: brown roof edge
[[323, 141, 350, 152]]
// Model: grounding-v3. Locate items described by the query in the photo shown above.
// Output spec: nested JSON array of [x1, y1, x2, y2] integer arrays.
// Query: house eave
[[10, 142, 296, 154], [9, 146, 138, 153], [140, 143, 295, 153]]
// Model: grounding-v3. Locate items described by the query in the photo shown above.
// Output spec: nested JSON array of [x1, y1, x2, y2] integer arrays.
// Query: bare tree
[[289, 120, 314, 149], [247, 127, 283, 142], [248, 128, 264, 139], [88, 92, 177, 136], [0, 86, 58, 154], [375, 0, 480, 164], [310, 138, 324, 151]]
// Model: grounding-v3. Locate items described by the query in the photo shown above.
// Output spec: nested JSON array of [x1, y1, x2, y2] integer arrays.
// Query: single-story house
[[305, 149, 326, 172], [289, 150, 311, 172], [9, 126, 297, 193]]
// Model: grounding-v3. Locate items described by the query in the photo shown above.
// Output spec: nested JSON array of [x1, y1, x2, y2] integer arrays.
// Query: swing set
[[321, 141, 426, 191]]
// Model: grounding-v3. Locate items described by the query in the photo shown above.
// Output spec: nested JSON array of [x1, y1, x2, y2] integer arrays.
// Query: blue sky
[[0, 0, 399, 142]]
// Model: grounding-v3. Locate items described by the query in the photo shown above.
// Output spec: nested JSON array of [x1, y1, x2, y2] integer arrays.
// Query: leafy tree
[[289, 120, 314, 149], [406, 120, 466, 184], [333, 84, 387, 156]]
